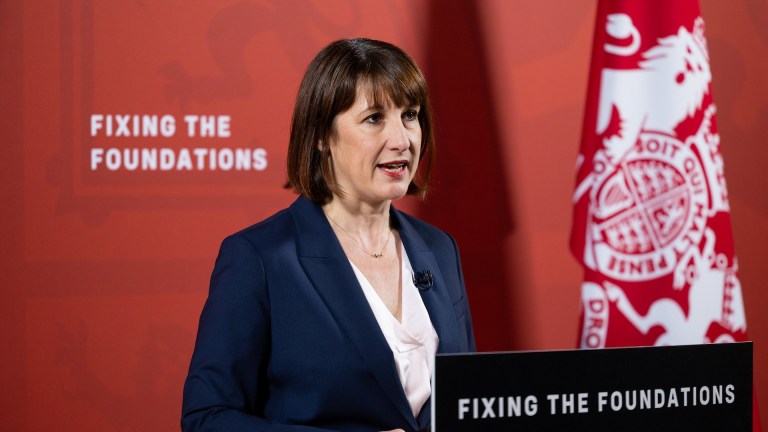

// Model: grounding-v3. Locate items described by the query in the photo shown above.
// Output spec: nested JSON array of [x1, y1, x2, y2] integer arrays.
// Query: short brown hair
[[286, 38, 434, 203]]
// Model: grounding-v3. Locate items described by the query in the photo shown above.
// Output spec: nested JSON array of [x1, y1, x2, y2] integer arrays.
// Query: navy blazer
[[182, 196, 475, 432]]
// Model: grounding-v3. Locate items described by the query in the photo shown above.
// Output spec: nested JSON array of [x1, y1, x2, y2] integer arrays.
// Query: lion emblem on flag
[[597, 14, 711, 163]]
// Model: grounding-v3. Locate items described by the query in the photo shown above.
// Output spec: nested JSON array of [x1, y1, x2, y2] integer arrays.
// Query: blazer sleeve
[[449, 233, 476, 352], [181, 235, 335, 432]]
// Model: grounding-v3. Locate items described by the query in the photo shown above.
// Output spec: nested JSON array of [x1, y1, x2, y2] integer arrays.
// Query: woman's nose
[[386, 120, 411, 152]]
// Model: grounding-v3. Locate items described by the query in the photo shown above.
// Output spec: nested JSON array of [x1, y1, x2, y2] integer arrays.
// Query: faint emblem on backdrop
[[56, 322, 190, 430], [48, 0, 363, 226], [159, 0, 361, 109], [576, 14, 746, 347]]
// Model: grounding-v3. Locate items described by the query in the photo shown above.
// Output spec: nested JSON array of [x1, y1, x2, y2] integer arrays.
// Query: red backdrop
[[2, 0, 766, 430]]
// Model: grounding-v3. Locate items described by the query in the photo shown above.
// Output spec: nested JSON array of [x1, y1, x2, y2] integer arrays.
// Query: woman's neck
[[322, 197, 391, 238]]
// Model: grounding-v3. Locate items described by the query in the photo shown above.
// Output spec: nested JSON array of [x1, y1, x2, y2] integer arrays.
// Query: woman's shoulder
[[221, 195, 325, 252], [394, 209, 457, 250], [222, 206, 296, 253]]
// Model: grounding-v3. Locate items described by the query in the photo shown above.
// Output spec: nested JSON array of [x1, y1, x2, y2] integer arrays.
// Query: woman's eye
[[403, 109, 419, 121], [365, 113, 382, 123]]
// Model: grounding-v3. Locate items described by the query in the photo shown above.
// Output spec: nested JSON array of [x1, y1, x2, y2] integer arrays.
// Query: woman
[[182, 38, 475, 432]]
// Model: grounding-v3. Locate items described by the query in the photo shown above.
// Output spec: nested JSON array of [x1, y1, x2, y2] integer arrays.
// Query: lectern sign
[[432, 343, 752, 431]]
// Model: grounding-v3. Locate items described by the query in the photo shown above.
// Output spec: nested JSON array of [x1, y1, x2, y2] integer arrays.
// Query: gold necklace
[[325, 212, 391, 258]]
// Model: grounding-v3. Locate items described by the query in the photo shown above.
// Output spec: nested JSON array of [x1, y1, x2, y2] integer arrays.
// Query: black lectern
[[432, 342, 752, 431]]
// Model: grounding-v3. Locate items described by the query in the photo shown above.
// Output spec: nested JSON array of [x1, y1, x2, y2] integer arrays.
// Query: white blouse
[[349, 245, 439, 417]]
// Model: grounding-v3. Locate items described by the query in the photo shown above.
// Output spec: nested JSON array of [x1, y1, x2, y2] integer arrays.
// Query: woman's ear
[[318, 138, 334, 152]]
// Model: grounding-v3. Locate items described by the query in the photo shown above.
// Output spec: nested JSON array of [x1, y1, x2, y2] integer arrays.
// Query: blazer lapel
[[392, 208, 461, 354], [290, 197, 417, 429]]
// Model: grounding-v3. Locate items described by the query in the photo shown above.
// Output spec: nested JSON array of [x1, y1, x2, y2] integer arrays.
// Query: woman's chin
[[338, 180, 412, 206], [357, 188, 409, 206], [382, 183, 411, 201]]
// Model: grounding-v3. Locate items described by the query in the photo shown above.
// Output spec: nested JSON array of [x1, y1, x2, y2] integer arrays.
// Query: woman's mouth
[[377, 161, 408, 178]]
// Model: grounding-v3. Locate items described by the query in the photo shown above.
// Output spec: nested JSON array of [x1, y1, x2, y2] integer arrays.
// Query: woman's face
[[328, 84, 422, 206]]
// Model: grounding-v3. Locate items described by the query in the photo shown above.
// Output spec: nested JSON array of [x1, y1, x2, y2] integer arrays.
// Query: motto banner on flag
[[570, 1, 759, 429]]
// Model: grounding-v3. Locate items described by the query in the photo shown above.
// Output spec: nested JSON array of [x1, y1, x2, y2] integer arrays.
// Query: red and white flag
[[571, 1, 759, 429]]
